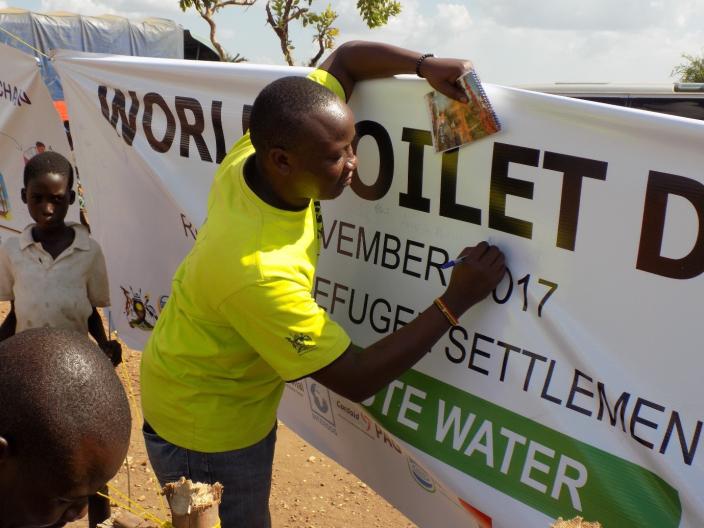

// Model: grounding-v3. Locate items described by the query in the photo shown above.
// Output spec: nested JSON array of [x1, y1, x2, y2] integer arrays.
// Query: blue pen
[[440, 256, 467, 269]]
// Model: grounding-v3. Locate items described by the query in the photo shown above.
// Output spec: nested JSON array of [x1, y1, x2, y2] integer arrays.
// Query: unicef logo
[[309, 383, 329, 413], [407, 458, 436, 493]]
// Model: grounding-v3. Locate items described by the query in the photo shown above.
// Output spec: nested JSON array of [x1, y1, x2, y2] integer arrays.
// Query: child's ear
[[69, 190, 76, 205], [20, 188, 27, 204]]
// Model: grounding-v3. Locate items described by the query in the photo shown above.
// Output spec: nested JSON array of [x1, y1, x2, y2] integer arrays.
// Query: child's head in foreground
[[21, 152, 75, 230], [0, 328, 131, 528]]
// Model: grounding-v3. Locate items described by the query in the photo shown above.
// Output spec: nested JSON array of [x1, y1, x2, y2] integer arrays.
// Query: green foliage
[[357, 0, 402, 28], [266, 0, 402, 66], [672, 52, 704, 83], [303, 6, 339, 49], [180, 0, 212, 13]]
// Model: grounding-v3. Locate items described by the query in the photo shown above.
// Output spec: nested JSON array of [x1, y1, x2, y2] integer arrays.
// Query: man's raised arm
[[319, 40, 472, 102]]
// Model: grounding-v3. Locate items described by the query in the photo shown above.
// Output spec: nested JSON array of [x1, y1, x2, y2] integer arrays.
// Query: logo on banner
[[120, 285, 160, 331], [306, 381, 336, 434], [335, 398, 375, 439], [286, 379, 306, 397], [406, 457, 436, 493]]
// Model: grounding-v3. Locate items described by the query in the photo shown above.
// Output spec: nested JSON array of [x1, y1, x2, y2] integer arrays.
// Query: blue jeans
[[143, 422, 276, 528]]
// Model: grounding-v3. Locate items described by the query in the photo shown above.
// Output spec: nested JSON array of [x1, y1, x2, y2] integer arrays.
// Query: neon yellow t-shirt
[[141, 70, 351, 452]]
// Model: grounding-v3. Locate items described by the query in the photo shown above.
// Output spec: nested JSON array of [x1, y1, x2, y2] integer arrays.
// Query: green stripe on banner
[[364, 369, 681, 527]]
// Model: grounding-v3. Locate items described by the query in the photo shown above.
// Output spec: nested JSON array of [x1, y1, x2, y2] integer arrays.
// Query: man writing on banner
[[141, 40, 506, 527]]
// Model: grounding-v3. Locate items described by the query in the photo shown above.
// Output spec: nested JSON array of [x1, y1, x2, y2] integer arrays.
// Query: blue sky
[[10, 0, 704, 85]]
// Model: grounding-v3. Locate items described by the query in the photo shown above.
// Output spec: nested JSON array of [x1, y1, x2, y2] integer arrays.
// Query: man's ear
[[268, 147, 292, 176], [69, 190, 76, 205], [20, 188, 27, 204]]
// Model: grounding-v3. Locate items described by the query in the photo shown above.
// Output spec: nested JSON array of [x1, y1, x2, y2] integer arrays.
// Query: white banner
[[55, 51, 704, 528], [0, 43, 74, 239]]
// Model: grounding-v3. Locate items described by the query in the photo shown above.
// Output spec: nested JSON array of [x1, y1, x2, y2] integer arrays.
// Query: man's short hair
[[249, 76, 342, 154], [24, 151, 74, 189], [0, 328, 131, 480]]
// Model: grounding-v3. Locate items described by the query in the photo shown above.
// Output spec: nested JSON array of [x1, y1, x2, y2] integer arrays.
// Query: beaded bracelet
[[415, 53, 434, 78], [434, 297, 460, 327]]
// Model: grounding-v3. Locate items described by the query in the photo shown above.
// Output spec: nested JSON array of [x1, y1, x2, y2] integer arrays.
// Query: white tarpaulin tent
[[0, 9, 184, 99], [0, 43, 74, 237]]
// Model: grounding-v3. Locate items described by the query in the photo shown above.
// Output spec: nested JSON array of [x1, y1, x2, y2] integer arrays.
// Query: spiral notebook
[[425, 68, 501, 153]]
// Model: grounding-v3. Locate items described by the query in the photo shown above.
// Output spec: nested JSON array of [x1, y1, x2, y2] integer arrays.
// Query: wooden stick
[[163, 477, 223, 528]]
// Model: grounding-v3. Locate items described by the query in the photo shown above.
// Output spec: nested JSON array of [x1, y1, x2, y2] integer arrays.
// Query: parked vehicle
[[518, 82, 704, 121]]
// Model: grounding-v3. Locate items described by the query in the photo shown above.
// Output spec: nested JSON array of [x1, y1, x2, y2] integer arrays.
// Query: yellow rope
[[101, 488, 221, 528], [0, 25, 50, 58], [113, 336, 168, 517], [98, 489, 168, 526]]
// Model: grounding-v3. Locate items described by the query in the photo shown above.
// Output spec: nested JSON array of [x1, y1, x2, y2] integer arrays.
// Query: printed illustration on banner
[[0, 172, 10, 219], [158, 295, 169, 312], [305, 380, 336, 433], [1, 133, 54, 164], [23, 141, 49, 164], [0, 132, 55, 220], [120, 285, 160, 330]]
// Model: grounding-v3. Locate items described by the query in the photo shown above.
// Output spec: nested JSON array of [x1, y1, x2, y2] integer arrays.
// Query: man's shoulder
[[217, 134, 255, 176], [307, 69, 346, 101]]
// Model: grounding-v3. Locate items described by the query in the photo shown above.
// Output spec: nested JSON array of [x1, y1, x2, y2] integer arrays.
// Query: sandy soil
[[0, 302, 415, 528]]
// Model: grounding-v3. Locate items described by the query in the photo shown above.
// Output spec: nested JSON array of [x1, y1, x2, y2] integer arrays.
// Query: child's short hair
[[23, 151, 74, 189]]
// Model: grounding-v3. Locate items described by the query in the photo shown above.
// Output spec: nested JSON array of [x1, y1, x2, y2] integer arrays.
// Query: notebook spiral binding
[[467, 69, 502, 131]]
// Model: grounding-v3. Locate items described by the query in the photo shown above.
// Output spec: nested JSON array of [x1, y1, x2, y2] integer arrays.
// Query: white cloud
[[470, 0, 704, 32], [326, 0, 704, 84], [436, 3, 472, 33], [218, 27, 235, 40], [469, 0, 659, 31]]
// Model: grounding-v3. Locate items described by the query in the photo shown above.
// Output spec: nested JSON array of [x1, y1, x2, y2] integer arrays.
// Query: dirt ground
[[0, 302, 415, 528]]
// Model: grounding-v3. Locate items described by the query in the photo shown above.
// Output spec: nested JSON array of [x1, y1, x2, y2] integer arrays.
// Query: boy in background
[[0, 151, 121, 526]]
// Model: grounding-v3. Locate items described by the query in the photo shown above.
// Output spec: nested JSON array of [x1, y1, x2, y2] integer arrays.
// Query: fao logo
[[306, 381, 336, 428]]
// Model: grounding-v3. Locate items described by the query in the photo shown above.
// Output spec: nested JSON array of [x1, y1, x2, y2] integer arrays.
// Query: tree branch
[[308, 33, 325, 67], [265, 1, 294, 65], [197, 7, 227, 61], [214, 0, 256, 8], [286, 6, 309, 22]]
